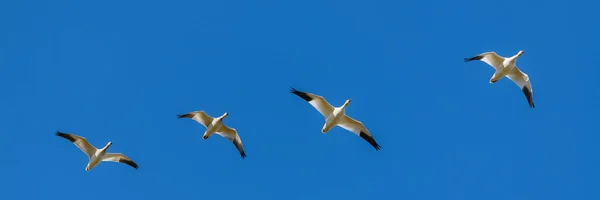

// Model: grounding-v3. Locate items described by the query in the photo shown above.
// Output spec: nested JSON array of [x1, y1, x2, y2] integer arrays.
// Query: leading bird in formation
[[290, 88, 381, 150], [177, 111, 247, 158], [464, 50, 535, 108], [56, 131, 138, 171]]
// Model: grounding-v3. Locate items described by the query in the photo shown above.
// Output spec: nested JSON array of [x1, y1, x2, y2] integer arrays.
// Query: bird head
[[105, 141, 113, 149], [517, 50, 524, 57], [344, 99, 352, 106]]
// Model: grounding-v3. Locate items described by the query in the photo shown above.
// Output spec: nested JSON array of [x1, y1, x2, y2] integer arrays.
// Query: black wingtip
[[56, 131, 76, 142], [177, 113, 192, 118], [232, 139, 247, 159], [522, 86, 535, 109], [122, 159, 139, 169], [290, 87, 313, 102], [373, 144, 381, 151], [359, 132, 381, 151], [464, 55, 483, 62]]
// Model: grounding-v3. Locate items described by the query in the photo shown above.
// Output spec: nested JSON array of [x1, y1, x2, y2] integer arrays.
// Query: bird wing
[[56, 131, 97, 159], [506, 66, 535, 108], [465, 52, 505, 70], [337, 116, 381, 150], [102, 153, 139, 169], [178, 111, 214, 127], [216, 126, 247, 158], [290, 88, 335, 118]]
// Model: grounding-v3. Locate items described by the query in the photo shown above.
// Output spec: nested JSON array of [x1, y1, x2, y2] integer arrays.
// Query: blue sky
[[1, 0, 598, 199]]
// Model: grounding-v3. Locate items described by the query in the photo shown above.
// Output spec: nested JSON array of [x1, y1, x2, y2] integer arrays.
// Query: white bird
[[290, 88, 381, 150], [56, 131, 138, 171], [464, 50, 535, 108], [177, 111, 247, 158]]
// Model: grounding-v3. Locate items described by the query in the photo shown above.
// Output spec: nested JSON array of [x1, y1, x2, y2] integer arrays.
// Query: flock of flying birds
[[56, 50, 535, 172]]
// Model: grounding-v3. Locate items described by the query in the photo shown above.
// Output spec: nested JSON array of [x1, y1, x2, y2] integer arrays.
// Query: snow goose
[[56, 131, 138, 171], [177, 111, 247, 158], [464, 50, 535, 108], [290, 88, 381, 150]]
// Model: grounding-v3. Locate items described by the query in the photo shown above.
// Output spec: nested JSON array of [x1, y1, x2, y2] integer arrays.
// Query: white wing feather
[[478, 52, 505, 70], [191, 111, 214, 127], [506, 66, 531, 90], [337, 115, 369, 136]]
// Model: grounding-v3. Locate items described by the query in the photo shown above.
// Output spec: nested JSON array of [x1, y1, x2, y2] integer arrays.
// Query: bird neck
[[102, 143, 112, 151]]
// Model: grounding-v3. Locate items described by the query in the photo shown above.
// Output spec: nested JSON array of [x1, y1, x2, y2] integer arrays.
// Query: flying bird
[[290, 88, 381, 150], [177, 111, 247, 158], [464, 50, 535, 108], [56, 131, 138, 171]]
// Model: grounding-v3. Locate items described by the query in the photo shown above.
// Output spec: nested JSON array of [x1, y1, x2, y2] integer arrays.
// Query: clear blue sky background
[[1, 0, 598, 199]]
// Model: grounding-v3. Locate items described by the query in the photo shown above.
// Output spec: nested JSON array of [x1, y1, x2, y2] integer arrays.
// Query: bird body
[[322, 100, 351, 134], [85, 142, 111, 171]]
